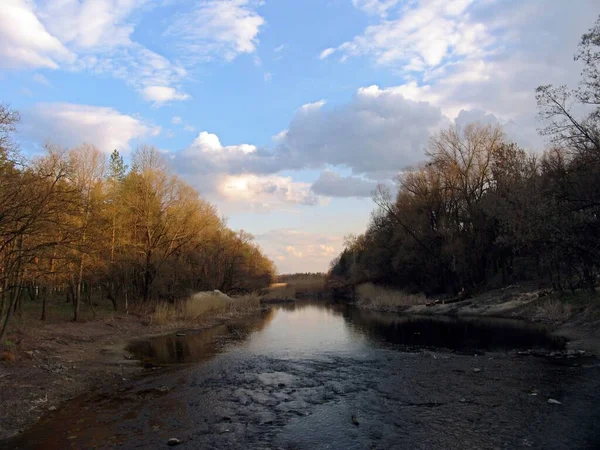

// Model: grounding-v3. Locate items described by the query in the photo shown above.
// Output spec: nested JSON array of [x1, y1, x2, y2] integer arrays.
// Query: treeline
[[278, 273, 326, 282], [330, 18, 600, 297], [0, 111, 275, 339]]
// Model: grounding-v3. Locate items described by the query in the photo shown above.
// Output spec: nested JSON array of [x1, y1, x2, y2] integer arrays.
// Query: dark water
[[5, 302, 600, 450]]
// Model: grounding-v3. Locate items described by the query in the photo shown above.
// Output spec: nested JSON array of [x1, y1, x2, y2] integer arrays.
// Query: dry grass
[[356, 283, 428, 311], [261, 283, 296, 301], [290, 278, 327, 295], [151, 292, 261, 325], [535, 298, 573, 322], [261, 277, 327, 301]]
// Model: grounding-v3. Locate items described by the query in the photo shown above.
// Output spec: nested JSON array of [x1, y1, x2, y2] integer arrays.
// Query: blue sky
[[1, 0, 599, 272]]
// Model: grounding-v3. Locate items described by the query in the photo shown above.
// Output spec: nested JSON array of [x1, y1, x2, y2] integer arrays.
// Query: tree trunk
[[41, 290, 47, 321], [0, 237, 24, 342]]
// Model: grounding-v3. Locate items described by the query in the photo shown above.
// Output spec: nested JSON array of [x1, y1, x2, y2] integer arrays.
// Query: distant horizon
[[2, 0, 599, 273]]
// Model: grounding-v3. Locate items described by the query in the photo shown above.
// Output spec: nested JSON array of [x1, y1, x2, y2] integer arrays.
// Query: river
[[5, 301, 600, 449]]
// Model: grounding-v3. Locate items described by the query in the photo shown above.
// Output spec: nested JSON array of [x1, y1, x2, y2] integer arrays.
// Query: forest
[[0, 112, 275, 341], [330, 18, 600, 298]]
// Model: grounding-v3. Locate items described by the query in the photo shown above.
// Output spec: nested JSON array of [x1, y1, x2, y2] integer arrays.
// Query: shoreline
[[353, 286, 600, 355], [0, 309, 262, 440]]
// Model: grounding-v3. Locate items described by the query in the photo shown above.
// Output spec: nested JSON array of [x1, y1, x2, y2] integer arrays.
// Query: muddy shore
[[0, 313, 240, 440]]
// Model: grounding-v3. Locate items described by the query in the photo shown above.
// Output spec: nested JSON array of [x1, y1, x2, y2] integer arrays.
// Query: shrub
[[535, 298, 573, 322]]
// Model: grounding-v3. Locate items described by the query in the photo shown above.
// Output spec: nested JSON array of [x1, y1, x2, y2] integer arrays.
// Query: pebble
[[472, 368, 481, 373], [547, 399, 561, 405], [167, 438, 181, 446]]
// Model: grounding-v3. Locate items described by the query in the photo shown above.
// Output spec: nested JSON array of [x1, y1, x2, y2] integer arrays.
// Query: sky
[[1, 0, 599, 274]]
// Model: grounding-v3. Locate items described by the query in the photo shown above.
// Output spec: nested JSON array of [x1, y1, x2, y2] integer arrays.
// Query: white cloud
[[219, 174, 319, 207], [338, 0, 488, 69], [74, 44, 189, 104], [171, 116, 182, 125], [264, 72, 272, 82], [272, 129, 288, 143], [319, 48, 335, 60], [142, 86, 190, 105], [0, 0, 74, 69], [165, 0, 265, 62], [352, 0, 399, 17], [36, 0, 142, 50], [254, 229, 343, 273], [192, 131, 257, 155], [32, 73, 52, 87], [0, 1, 189, 105], [22, 103, 159, 153], [274, 44, 286, 53], [174, 88, 444, 180], [281, 87, 444, 175]]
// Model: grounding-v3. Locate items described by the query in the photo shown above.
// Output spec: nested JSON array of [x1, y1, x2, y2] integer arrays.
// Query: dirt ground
[[0, 313, 226, 440]]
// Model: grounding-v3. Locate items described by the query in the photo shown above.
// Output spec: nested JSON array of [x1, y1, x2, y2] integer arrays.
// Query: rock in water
[[351, 415, 360, 426], [547, 399, 561, 405], [472, 368, 481, 373], [167, 438, 181, 446]]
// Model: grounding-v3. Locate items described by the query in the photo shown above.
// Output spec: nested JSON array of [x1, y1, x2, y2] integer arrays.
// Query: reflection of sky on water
[[238, 302, 370, 359]]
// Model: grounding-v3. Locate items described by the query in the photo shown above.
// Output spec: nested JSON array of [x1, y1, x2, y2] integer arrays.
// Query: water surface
[[6, 301, 600, 450]]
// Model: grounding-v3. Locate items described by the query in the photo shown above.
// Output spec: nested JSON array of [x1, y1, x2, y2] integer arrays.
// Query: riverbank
[[356, 284, 600, 354], [0, 301, 264, 440]]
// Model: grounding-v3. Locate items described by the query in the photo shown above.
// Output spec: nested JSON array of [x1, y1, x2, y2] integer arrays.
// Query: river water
[[5, 301, 600, 449]]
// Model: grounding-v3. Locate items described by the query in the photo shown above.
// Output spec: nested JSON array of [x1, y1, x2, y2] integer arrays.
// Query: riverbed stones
[[167, 437, 181, 446]]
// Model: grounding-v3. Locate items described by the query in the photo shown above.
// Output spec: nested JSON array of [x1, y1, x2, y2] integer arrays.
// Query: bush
[[535, 298, 573, 322]]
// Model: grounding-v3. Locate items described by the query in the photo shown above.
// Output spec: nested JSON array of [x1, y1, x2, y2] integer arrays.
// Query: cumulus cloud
[[174, 87, 445, 182], [219, 174, 319, 207], [165, 0, 265, 62], [0, 0, 74, 69], [311, 170, 379, 198], [21, 103, 159, 153], [142, 86, 190, 105], [280, 86, 444, 175]]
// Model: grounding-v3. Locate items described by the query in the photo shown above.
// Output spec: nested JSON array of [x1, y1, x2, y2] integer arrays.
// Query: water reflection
[[129, 301, 564, 366], [127, 309, 276, 365], [342, 308, 566, 351]]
